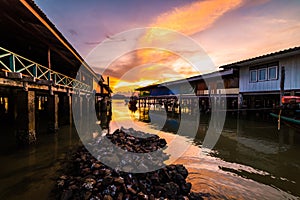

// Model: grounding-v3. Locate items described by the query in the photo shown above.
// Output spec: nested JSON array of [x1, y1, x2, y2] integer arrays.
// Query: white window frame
[[268, 66, 278, 80], [250, 69, 257, 82], [258, 68, 267, 81]]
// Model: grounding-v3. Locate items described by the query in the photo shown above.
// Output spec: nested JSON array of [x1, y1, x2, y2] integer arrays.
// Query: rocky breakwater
[[55, 127, 203, 200]]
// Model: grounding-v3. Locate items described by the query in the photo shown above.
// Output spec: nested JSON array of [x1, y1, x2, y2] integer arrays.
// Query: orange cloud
[[150, 0, 244, 35], [105, 0, 245, 93], [132, 0, 244, 87]]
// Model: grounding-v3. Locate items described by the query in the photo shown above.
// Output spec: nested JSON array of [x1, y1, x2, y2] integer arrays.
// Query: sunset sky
[[35, 0, 300, 94]]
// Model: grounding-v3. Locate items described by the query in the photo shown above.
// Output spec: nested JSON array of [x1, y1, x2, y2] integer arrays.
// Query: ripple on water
[[174, 155, 299, 200]]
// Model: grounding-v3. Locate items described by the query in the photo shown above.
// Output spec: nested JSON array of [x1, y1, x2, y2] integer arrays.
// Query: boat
[[281, 96, 300, 104], [270, 112, 300, 130], [270, 96, 300, 130], [128, 96, 138, 112]]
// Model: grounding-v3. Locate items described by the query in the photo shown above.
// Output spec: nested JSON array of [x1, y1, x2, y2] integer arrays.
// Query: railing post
[[33, 64, 37, 78], [53, 73, 56, 85], [48, 70, 51, 81], [9, 54, 15, 72]]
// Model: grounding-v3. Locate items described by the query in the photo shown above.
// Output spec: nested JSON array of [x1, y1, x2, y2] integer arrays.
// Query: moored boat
[[270, 112, 300, 130], [270, 96, 300, 130]]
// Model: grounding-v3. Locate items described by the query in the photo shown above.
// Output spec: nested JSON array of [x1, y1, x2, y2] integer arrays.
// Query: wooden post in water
[[138, 98, 140, 109], [68, 95, 72, 125], [278, 66, 285, 130], [16, 90, 36, 145], [48, 93, 59, 132], [178, 95, 181, 117], [280, 66, 285, 106]]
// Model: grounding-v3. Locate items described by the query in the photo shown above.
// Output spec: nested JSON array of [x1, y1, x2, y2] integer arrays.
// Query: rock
[[165, 182, 180, 198], [57, 180, 65, 188], [127, 187, 137, 195], [149, 194, 155, 200], [68, 184, 78, 190], [176, 164, 189, 178], [138, 191, 148, 200], [60, 189, 73, 200], [60, 175, 68, 180], [54, 127, 200, 200], [84, 191, 92, 200], [188, 192, 204, 200], [180, 182, 192, 195], [114, 177, 124, 184], [102, 176, 114, 186], [173, 173, 186, 185], [103, 194, 113, 200], [117, 192, 123, 200], [91, 163, 102, 169]]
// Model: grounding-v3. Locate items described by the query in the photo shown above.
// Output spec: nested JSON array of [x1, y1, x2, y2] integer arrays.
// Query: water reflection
[[0, 125, 82, 200], [112, 99, 300, 199], [2, 99, 297, 199]]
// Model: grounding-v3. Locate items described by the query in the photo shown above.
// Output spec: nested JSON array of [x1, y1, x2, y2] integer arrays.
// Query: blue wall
[[239, 55, 300, 93]]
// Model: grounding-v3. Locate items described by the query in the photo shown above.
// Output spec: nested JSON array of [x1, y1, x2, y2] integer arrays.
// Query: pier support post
[[73, 95, 83, 120], [84, 95, 90, 120], [48, 94, 59, 132], [77, 95, 83, 119], [68, 95, 73, 125], [16, 90, 36, 145]]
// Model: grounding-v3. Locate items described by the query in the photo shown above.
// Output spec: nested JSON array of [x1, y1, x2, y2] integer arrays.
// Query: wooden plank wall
[[239, 55, 300, 93]]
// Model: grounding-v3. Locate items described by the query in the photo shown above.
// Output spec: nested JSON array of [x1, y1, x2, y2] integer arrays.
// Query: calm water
[[0, 99, 300, 199], [110, 100, 300, 200], [0, 125, 81, 200]]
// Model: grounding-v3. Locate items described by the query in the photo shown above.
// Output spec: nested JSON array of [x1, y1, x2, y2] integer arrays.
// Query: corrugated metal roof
[[136, 68, 236, 91], [221, 46, 300, 69]]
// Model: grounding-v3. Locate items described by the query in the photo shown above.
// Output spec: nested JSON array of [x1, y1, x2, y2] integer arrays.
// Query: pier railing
[[0, 47, 91, 92]]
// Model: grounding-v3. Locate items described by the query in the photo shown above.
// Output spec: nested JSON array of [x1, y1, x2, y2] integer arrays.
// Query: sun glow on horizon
[[88, 0, 300, 94]]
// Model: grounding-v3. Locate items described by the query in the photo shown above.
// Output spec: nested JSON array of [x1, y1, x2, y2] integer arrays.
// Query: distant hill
[[112, 94, 128, 99]]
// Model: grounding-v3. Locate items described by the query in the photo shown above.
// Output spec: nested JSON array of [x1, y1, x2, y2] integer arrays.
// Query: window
[[249, 62, 278, 83], [250, 70, 257, 82], [268, 66, 277, 80], [258, 68, 267, 81]]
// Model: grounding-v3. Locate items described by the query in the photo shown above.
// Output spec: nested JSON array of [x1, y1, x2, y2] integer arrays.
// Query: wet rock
[[188, 192, 204, 200], [57, 179, 65, 188], [138, 191, 148, 200], [84, 191, 92, 200], [149, 194, 155, 200], [127, 187, 137, 195], [102, 176, 114, 186], [103, 194, 113, 200], [181, 182, 192, 195], [114, 177, 124, 184], [165, 182, 180, 199], [60, 189, 72, 200], [176, 164, 189, 178], [55, 127, 200, 200], [174, 173, 186, 185], [117, 192, 123, 200], [69, 184, 78, 190]]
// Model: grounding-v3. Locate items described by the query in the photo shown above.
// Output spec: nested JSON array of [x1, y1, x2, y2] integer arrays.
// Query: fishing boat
[[270, 96, 300, 130], [128, 96, 138, 112]]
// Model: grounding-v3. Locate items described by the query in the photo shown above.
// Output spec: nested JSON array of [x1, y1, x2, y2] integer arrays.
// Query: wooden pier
[[0, 0, 111, 145]]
